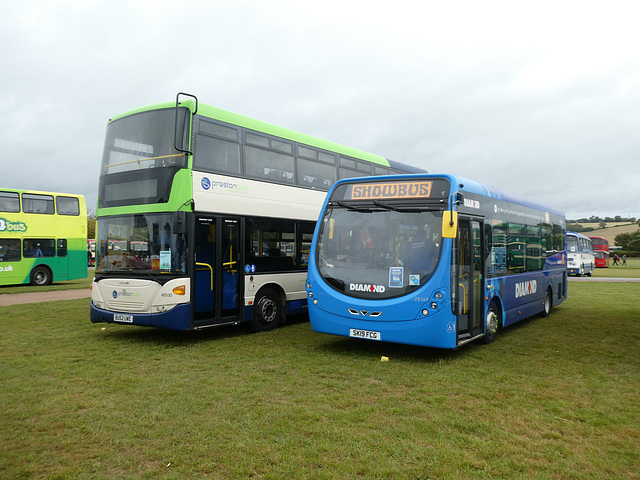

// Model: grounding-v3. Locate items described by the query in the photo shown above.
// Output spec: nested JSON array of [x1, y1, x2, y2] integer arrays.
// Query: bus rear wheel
[[541, 288, 552, 317], [30, 266, 52, 286], [251, 288, 282, 332]]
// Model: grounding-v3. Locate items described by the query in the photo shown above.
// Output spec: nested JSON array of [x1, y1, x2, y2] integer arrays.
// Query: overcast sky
[[1, 0, 639, 220]]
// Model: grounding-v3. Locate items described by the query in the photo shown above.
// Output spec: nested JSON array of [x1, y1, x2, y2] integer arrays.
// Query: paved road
[[0, 289, 91, 307]]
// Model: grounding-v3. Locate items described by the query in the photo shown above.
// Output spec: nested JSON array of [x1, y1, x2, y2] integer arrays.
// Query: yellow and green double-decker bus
[[0, 188, 88, 286]]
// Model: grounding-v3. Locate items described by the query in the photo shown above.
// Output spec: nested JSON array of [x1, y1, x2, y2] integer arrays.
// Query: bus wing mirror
[[172, 211, 186, 234], [442, 211, 458, 238]]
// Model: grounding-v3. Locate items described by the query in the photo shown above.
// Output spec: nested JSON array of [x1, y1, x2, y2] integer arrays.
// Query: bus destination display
[[347, 181, 433, 200]]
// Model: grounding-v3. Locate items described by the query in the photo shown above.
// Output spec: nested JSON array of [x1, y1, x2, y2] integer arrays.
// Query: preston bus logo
[[201, 177, 211, 190], [515, 280, 537, 298], [112, 289, 140, 299], [350, 283, 386, 293], [0, 218, 27, 232]]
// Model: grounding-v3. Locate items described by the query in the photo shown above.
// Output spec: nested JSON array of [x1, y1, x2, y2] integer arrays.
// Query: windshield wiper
[[374, 200, 434, 212], [373, 200, 400, 211], [336, 201, 373, 212]]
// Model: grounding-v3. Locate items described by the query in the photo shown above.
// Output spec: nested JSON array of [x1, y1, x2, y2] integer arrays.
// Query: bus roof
[[567, 231, 593, 239], [108, 98, 422, 171], [1, 187, 85, 198]]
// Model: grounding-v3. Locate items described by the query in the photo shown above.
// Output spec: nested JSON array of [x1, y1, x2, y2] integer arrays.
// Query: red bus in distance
[[589, 236, 610, 268]]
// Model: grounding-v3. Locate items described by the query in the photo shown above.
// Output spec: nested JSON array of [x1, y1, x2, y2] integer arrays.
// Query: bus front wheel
[[482, 302, 500, 344], [251, 288, 282, 332], [30, 266, 52, 286]]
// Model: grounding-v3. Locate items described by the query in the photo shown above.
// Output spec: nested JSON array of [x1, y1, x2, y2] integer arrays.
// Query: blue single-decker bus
[[306, 174, 567, 349]]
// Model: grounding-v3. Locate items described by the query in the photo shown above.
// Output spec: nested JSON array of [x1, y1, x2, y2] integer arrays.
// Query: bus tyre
[[541, 288, 552, 317], [251, 288, 282, 332], [482, 303, 500, 344], [30, 266, 52, 286]]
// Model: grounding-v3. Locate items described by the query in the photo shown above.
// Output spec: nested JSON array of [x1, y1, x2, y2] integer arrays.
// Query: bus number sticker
[[350, 329, 382, 341], [389, 267, 403, 288]]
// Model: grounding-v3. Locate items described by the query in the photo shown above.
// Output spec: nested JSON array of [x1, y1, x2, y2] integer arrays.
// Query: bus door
[[194, 216, 241, 325], [455, 219, 485, 343]]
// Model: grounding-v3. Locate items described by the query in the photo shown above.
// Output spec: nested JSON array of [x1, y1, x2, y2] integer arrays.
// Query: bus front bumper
[[90, 303, 192, 331], [308, 309, 456, 349]]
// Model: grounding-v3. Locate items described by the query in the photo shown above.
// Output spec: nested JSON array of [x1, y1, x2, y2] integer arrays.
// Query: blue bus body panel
[[194, 270, 238, 314], [90, 303, 192, 331], [486, 264, 566, 327]]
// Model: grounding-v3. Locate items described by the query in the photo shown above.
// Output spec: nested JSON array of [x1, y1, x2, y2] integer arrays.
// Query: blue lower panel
[[90, 303, 192, 331], [287, 298, 308, 315], [309, 308, 456, 349]]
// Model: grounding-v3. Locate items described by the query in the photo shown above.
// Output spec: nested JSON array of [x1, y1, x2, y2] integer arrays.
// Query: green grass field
[[592, 257, 640, 278], [1, 282, 638, 479]]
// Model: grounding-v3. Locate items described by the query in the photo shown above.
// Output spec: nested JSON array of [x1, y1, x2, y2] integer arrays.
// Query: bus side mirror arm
[[172, 211, 187, 234], [174, 92, 198, 155]]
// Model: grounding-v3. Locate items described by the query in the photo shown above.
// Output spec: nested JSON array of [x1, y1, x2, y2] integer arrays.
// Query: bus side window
[[57, 239, 68, 257], [0, 239, 21, 262]]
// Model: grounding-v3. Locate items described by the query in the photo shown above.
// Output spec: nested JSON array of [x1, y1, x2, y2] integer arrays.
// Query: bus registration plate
[[349, 328, 381, 341], [114, 314, 134, 323]]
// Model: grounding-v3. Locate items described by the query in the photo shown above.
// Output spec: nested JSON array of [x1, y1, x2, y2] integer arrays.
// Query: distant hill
[[569, 222, 639, 246]]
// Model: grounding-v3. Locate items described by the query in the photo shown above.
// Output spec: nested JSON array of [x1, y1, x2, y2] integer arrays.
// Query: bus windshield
[[101, 108, 189, 174], [98, 108, 190, 208], [96, 214, 187, 275], [316, 207, 443, 299], [566, 235, 579, 252]]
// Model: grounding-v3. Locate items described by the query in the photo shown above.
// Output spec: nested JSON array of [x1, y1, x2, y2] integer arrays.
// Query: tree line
[[569, 215, 637, 223], [614, 231, 640, 252]]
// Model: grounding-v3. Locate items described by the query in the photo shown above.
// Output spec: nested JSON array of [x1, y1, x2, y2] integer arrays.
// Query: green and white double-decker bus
[[0, 188, 88, 286], [90, 93, 424, 331]]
